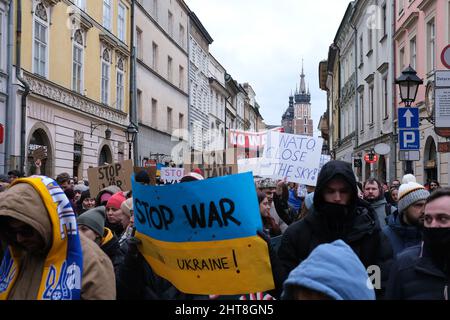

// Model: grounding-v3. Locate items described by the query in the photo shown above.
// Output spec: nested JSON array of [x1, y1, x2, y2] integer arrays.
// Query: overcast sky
[[187, 0, 351, 136]]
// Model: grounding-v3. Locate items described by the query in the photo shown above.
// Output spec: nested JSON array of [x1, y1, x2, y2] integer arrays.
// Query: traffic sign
[[399, 150, 420, 161], [398, 107, 419, 129], [399, 130, 420, 150], [441, 45, 450, 69]]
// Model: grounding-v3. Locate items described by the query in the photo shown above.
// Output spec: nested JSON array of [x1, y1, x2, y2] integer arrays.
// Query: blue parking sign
[[399, 130, 420, 150], [398, 108, 419, 129]]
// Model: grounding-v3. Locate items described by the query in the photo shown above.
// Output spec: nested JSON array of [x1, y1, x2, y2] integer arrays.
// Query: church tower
[[292, 60, 313, 136]]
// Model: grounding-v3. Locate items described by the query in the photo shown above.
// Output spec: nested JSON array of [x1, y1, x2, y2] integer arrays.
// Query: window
[[179, 65, 184, 90], [304, 127, 307, 134], [359, 35, 363, 65], [168, 11, 173, 37], [167, 107, 173, 133], [116, 58, 124, 111], [74, 0, 86, 10], [137, 89, 142, 122], [152, 42, 158, 71], [382, 4, 387, 37], [152, 0, 158, 20], [410, 37, 416, 69], [399, 47, 405, 72], [368, 28, 373, 52], [179, 113, 184, 130], [101, 49, 110, 104], [383, 76, 388, 119], [33, 4, 48, 77], [359, 91, 364, 131], [103, 0, 112, 30], [136, 28, 142, 59], [427, 19, 436, 72], [369, 86, 374, 124], [72, 30, 83, 93], [152, 98, 157, 127], [179, 24, 185, 48], [304, 118, 307, 124], [118, 3, 126, 42], [167, 56, 173, 82], [398, 0, 404, 15]]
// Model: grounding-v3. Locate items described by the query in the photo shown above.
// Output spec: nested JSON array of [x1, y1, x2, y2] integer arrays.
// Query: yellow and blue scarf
[[0, 176, 83, 300]]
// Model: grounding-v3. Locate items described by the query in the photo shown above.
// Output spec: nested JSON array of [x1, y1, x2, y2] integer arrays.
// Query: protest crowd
[[0, 145, 449, 301]]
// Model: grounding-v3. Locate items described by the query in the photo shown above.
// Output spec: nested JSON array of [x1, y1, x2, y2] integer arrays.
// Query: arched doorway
[[98, 145, 113, 166], [28, 128, 52, 177], [424, 136, 437, 184]]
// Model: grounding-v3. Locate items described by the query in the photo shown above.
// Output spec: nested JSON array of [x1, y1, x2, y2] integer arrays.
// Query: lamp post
[[125, 122, 138, 160], [395, 66, 423, 174]]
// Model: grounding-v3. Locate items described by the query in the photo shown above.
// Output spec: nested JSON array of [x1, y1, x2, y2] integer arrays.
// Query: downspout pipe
[[391, 0, 398, 179], [16, 0, 30, 174], [5, 0, 14, 172], [350, 21, 359, 164], [129, 0, 138, 166]]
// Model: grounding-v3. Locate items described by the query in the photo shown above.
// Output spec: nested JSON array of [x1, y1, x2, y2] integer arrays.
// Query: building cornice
[[23, 71, 128, 126], [377, 62, 389, 74], [417, 0, 436, 11], [209, 77, 228, 96], [189, 12, 213, 44], [394, 11, 419, 40]]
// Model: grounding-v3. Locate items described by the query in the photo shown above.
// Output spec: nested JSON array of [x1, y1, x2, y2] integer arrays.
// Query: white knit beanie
[[397, 181, 430, 213], [401, 174, 417, 184]]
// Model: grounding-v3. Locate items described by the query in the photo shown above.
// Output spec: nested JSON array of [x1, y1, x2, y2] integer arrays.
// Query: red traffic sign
[[441, 45, 450, 69], [364, 153, 378, 164]]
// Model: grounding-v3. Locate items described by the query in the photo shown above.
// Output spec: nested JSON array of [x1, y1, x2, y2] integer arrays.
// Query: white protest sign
[[262, 132, 324, 186], [160, 167, 184, 183]]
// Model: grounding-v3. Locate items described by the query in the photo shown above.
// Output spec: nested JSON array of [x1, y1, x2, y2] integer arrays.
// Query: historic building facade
[[10, 0, 131, 178]]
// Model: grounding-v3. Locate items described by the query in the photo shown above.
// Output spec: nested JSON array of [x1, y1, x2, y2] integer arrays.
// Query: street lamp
[[395, 65, 423, 107], [396, 66, 423, 174], [125, 122, 138, 160]]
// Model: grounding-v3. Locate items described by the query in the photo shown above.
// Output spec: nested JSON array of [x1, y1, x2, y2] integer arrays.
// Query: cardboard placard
[[134, 166, 157, 186], [88, 160, 133, 198], [183, 149, 238, 179], [32, 147, 47, 161]]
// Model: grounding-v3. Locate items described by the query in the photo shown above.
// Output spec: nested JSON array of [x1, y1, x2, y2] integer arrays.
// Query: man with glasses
[[386, 188, 450, 299]]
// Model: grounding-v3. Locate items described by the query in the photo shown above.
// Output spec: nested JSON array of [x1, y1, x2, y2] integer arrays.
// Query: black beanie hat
[[77, 206, 106, 237], [135, 170, 150, 184]]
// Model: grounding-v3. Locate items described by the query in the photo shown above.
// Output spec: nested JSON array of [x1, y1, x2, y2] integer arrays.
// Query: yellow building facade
[[11, 0, 131, 178]]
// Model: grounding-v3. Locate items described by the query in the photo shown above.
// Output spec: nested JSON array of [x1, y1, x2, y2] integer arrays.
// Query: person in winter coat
[[386, 188, 450, 300], [258, 191, 281, 237], [382, 181, 429, 256], [277, 160, 393, 298], [281, 240, 375, 300], [77, 206, 124, 284], [75, 190, 95, 216], [105, 192, 129, 238], [363, 178, 393, 227], [0, 176, 115, 300], [116, 172, 208, 300]]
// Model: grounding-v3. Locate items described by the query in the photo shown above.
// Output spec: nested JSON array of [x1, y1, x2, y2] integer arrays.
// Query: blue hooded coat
[[281, 240, 375, 300]]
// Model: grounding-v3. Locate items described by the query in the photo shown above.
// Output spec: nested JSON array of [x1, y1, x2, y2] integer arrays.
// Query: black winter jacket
[[386, 244, 449, 300], [277, 160, 393, 298]]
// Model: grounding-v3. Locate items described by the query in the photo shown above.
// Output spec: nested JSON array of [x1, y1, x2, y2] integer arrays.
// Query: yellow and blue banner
[[132, 172, 274, 295]]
